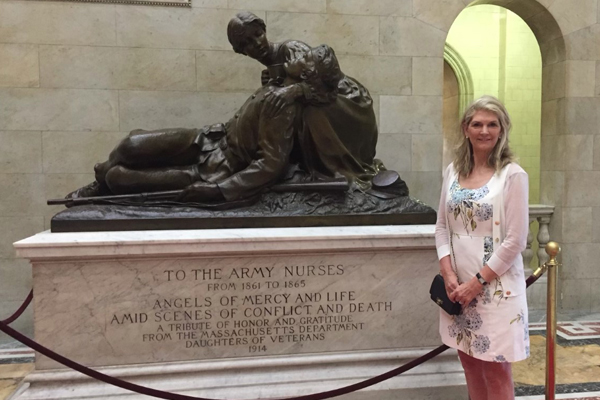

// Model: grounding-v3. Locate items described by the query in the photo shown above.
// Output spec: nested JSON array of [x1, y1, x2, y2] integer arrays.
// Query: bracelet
[[476, 272, 488, 286]]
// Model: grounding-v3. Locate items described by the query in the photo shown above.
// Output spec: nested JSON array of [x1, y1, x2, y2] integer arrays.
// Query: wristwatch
[[476, 272, 488, 286]]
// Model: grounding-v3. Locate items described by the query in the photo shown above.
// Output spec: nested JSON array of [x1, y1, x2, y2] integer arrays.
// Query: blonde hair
[[453, 95, 515, 177]]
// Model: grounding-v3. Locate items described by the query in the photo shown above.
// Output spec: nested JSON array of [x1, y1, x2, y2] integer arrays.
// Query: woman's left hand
[[451, 278, 482, 307], [264, 85, 302, 117]]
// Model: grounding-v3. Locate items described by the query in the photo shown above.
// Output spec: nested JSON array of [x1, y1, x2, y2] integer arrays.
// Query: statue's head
[[284, 44, 343, 93], [227, 12, 269, 60]]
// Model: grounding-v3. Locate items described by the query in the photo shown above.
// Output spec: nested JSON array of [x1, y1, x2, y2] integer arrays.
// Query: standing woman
[[435, 96, 530, 400]]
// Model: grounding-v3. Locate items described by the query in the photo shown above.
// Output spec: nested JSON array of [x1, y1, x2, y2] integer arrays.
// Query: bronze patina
[[50, 13, 435, 231]]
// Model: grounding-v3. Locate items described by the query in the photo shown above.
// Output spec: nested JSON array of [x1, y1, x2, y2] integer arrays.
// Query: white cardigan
[[435, 162, 529, 297]]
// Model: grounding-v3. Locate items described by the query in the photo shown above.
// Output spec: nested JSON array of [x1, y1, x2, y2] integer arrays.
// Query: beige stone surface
[[0, 259, 33, 300], [539, 37, 567, 66], [0, 364, 34, 380], [566, 60, 596, 97], [0, 2, 116, 46], [116, 7, 265, 50], [412, 135, 442, 172], [541, 135, 565, 172], [0, 131, 42, 174], [379, 95, 442, 134], [412, 57, 443, 96], [524, 8, 564, 44], [594, 134, 600, 170], [118, 91, 250, 132], [196, 50, 264, 92], [229, 0, 325, 13], [560, 278, 592, 311], [0, 174, 45, 217], [596, 61, 600, 96], [376, 133, 411, 172], [563, 135, 593, 171], [565, 171, 600, 207], [560, 242, 600, 280], [39, 46, 196, 91], [190, 0, 227, 8], [591, 278, 600, 312], [541, 99, 564, 137], [0, 379, 19, 400], [326, 0, 412, 16], [0, 218, 44, 258], [563, 97, 600, 135], [336, 55, 411, 95], [564, 24, 600, 60], [43, 174, 96, 219], [561, 207, 592, 244], [32, 250, 440, 369], [0, 88, 118, 132], [0, 44, 39, 88], [539, 170, 564, 211], [593, 207, 600, 242], [548, 0, 597, 36], [400, 171, 442, 208], [42, 131, 125, 174], [413, 0, 466, 32], [542, 61, 566, 101], [266, 12, 379, 56], [380, 17, 446, 57]]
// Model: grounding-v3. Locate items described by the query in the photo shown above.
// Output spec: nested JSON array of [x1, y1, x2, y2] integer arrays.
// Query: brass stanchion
[[544, 241, 561, 400]]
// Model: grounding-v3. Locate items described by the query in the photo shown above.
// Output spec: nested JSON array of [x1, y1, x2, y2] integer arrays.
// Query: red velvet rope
[[0, 273, 543, 400]]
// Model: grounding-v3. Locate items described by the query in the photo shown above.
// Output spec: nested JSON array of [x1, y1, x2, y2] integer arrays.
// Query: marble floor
[[1, 313, 599, 400]]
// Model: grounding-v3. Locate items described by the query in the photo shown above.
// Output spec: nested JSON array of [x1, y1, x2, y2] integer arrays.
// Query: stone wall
[[1, 0, 600, 342]]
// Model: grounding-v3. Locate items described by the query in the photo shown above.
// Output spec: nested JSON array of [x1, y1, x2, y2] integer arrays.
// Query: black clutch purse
[[429, 274, 461, 315]]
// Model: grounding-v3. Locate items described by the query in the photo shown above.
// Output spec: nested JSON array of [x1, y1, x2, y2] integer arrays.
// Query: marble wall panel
[[42, 132, 125, 174], [266, 12, 379, 56], [560, 242, 600, 280], [39, 46, 196, 91], [400, 171, 442, 209], [336, 55, 411, 95], [564, 171, 600, 206], [566, 60, 596, 97], [196, 51, 265, 92], [540, 135, 565, 172], [0, 89, 119, 132], [564, 24, 600, 61], [412, 57, 443, 96], [561, 207, 592, 244], [380, 17, 446, 57], [0, 174, 45, 217], [376, 133, 411, 172], [0, 259, 33, 300], [542, 61, 566, 101], [548, 0, 597, 37], [563, 135, 593, 171], [560, 278, 592, 311], [596, 61, 600, 96], [190, 0, 227, 8], [0, 131, 42, 174], [593, 207, 600, 242], [229, 0, 325, 13], [118, 91, 250, 132], [524, 7, 564, 44], [594, 135, 600, 170], [563, 97, 600, 135], [0, 45, 39, 88], [0, 2, 116, 46], [326, 0, 412, 16], [379, 95, 442, 134], [44, 174, 96, 219], [412, 135, 442, 172], [413, 0, 467, 32], [0, 217, 44, 259], [541, 99, 563, 137], [116, 7, 265, 50], [539, 37, 567, 66], [591, 278, 600, 312]]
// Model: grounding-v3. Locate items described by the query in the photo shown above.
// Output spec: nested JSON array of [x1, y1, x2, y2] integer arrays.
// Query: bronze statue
[[227, 12, 380, 191], [68, 45, 344, 204]]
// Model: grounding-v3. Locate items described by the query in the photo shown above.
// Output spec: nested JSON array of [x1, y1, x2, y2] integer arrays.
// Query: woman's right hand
[[443, 273, 459, 301]]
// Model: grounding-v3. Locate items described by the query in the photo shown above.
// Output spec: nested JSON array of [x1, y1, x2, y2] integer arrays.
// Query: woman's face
[[464, 110, 502, 155], [239, 24, 269, 60]]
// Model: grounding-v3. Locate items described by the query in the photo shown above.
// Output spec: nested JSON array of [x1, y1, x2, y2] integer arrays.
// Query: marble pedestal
[[12, 225, 467, 400]]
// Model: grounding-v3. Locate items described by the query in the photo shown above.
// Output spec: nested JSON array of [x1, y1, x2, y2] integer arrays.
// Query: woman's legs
[[458, 351, 514, 400]]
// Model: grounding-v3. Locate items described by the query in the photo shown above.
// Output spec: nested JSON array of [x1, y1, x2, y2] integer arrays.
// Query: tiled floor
[[1, 317, 599, 400]]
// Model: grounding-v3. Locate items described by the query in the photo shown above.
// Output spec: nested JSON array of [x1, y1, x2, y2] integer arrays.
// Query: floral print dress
[[439, 176, 530, 363]]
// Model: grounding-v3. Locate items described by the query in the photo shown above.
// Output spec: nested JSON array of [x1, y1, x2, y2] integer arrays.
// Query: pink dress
[[435, 163, 530, 362]]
